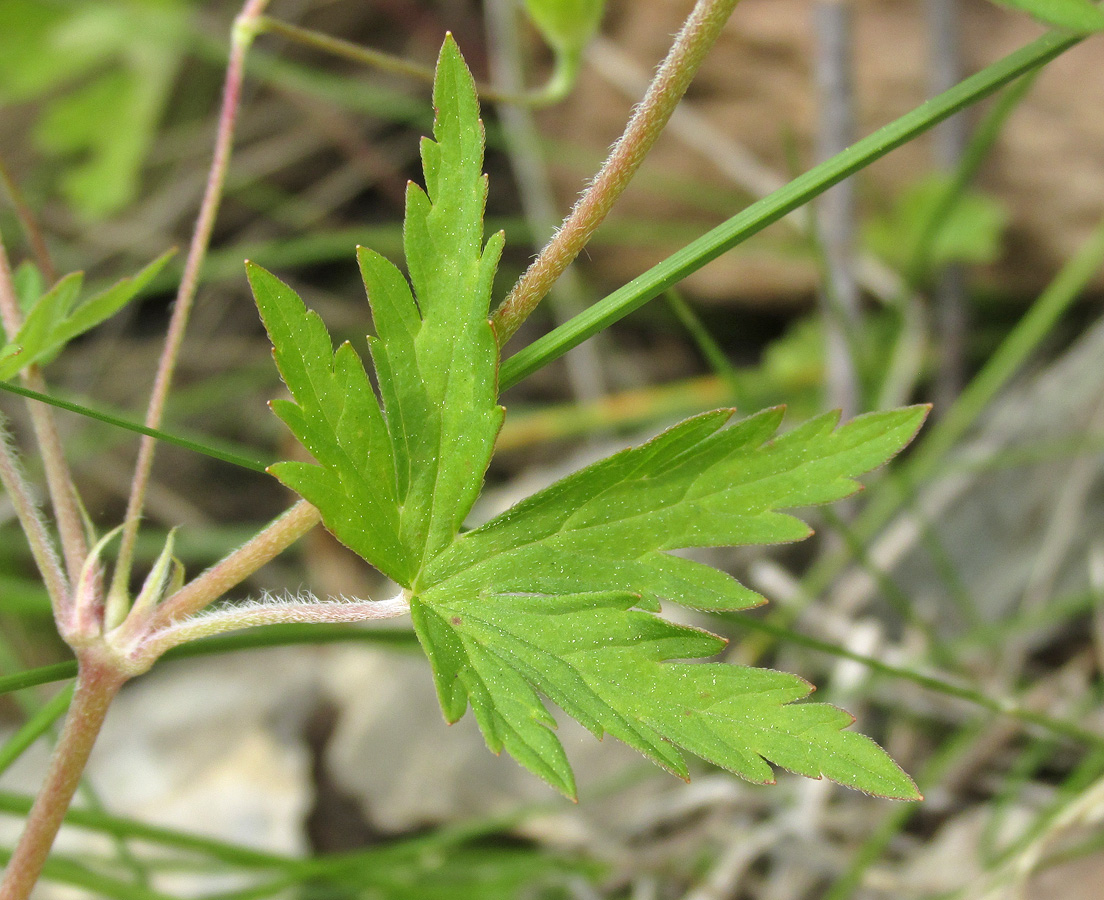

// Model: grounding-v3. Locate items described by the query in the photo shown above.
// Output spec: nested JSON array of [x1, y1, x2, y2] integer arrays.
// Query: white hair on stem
[[128, 588, 410, 669]]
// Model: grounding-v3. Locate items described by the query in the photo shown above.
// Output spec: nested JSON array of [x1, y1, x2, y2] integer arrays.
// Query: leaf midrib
[[425, 429, 869, 590]]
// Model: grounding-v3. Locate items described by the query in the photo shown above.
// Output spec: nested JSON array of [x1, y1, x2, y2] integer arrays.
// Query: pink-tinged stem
[[0, 420, 68, 618], [0, 233, 85, 596], [143, 500, 321, 635], [0, 657, 126, 900], [491, 0, 743, 345], [140, 590, 409, 663], [110, 0, 273, 614]]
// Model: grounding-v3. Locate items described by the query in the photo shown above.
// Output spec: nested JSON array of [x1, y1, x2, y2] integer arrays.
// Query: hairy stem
[[140, 590, 409, 662], [491, 0, 743, 344], [0, 657, 125, 900], [143, 500, 321, 634], [485, 0, 608, 400], [0, 417, 68, 617], [0, 232, 87, 590], [109, 0, 273, 623]]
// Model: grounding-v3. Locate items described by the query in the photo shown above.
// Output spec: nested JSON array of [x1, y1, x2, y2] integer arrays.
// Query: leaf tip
[[440, 31, 459, 54], [863, 777, 923, 802]]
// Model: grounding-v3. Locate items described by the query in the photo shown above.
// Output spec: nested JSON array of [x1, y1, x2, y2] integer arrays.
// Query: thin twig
[[255, 16, 573, 107], [109, 0, 274, 623], [491, 0, 744, 345], [926, 0, 969, 412], [485, 0, 607, 400], [813, 0, 860, 418], [0, 232, 88, 586], [0, 156, 57, 283], [0, 416, 68, 619]]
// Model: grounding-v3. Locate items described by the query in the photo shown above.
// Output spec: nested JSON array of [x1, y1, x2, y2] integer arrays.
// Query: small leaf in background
[[0, 1, 88, 99], [988, 0, 1104, 31], [0, 250, 173, 381], [864, 174, 1008, 276], [522, 0, 606, 56], [11, 262, 45, 316], [0, 0, 190, 219], [522, 0, 606, 97]]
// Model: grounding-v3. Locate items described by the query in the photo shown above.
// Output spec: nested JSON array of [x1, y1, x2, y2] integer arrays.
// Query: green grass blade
[[723, 612, 1104, 753], [499, 28, 1081, 389], [0, 662, 77, 694], [0, 848, 176, 900], [0, 684, 73, 776], [993, 0, 1104, 31], [0, 626, 418, 695], [0, 380, 270, 472], [0, 790, 291, 869]]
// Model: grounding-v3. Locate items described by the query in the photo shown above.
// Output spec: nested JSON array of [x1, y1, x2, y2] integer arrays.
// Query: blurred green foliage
[[864, 174, 1008, 277], [990, 0, 1104, 31], [521, 0, 605, 58], [0, 0, 192, 219]]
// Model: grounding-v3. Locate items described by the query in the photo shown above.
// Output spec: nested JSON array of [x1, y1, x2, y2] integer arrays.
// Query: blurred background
[[2, 1, 1104, 898]]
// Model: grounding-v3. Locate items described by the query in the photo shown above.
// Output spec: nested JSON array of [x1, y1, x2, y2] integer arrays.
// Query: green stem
[[0, 380, 269, 473], [21, 371, 87, 586], [109, 0, 273, 621], [491, 0, 743, 345], [0, 657, 125, 900]]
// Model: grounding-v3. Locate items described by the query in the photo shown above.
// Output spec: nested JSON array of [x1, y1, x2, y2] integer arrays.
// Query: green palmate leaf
[[0, 251, 173, 381], [251, 35, 503, 585], [254, 36, 924, 803], [412, 407, 927, 798]]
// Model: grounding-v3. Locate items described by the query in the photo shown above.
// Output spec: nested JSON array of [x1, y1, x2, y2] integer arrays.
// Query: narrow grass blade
[[499, 28, 1081, 389]]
